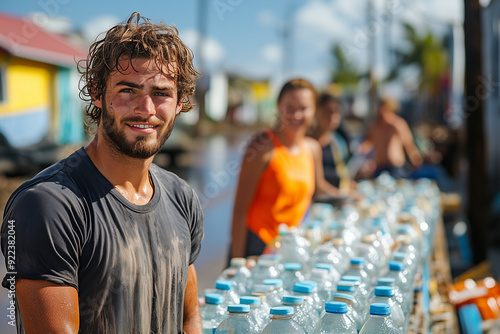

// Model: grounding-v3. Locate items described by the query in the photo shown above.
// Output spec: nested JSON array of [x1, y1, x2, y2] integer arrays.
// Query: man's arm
[[397, 119, 423, 167], [16, 279, 79, 334], [182, 264, 202, 333]]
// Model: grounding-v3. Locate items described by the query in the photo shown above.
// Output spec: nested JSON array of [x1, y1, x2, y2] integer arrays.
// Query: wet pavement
[[0, 131, 252, 332]]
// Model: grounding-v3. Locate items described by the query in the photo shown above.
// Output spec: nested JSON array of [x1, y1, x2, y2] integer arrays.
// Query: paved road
[[0, 131, 250, 331]]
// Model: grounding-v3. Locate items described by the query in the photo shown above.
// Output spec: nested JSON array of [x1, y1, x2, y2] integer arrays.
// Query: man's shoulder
[[150, 164, 195, 199], [5, 150, 87, 212]]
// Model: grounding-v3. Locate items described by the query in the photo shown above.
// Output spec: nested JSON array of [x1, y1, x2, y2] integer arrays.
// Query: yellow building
[[0, 12, 86, 147]]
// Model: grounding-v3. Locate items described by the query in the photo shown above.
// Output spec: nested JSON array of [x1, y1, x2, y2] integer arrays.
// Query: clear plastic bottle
[[334, 281, 362, 316], [314, 263, 340, 285], [313, 301, 357, 334], [343, 258, 370, 286], [295, 281, 324, 315], [249, 258, 280, 289], [215, 304, 260, 334], [260, 306, 306, 334], [200, 293, 227, 334], [311, 243, 345, 274], [239, 295, 270, 330], [214, 280, 240, 306], [368, 286, 405, 333], [340, 275, 369, 305], [359, 303, 401, 334], [217, 257, 252, 295], [386, 260, 412, 298], [331, 293, 364, 332], [275, 230, 312, 266], [282, 263, 306, 292], [263, 278, 286, 307], [281, 295, 319, 333], [373, 277, 407, 315], [306, 268, 334, 305], [292, 282, 323, 317]]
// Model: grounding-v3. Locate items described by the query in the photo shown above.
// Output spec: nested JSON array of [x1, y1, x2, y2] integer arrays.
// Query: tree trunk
[[463, 0, 490, 264]]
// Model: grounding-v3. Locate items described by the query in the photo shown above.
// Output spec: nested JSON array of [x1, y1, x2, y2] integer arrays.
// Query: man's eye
[[120, 88, 133, 93], [154, 92, 170, 97]]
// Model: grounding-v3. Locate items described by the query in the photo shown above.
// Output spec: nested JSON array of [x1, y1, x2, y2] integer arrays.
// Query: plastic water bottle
[[281, 295, 319, 333], [340, 276, 369, 305], [386, 261, 412, 298], [311, 243, 345, 274], [214, 280, 239, 306], [282, 263, 306, 291], [343, 258, 370, 285], [263, 279, 286, 307], [313, 301, 357, 334], [200, 293, 227, 334], [359, 303, 401, 334], [275, 230, 311, 266], [215, 304, 260, 334], [306, 268, 334, 305], [260, 306, 306, 334], [314, 263, 340, 285], [249, 257, 280, 288], [331, 293, 364, 332], [295, 281, 323, 315], [239, 296, 270, 330], [292, 282, 323, 317], [392, 251, 418, 283], [374, 277, 407, 314], [334, 281, 363, 316], [218, 257, 252, 295], [368, 286, 405, 332]]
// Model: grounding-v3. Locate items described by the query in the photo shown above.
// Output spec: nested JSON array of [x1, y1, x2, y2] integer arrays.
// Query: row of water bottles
[[201, 175, 441, 333]]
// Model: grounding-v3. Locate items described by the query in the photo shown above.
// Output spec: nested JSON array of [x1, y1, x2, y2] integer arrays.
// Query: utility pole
[[463, 0, 490, 264]]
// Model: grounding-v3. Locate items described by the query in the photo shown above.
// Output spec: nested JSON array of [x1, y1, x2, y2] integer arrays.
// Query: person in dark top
[[308, 93, 351, 189], [0, 12, 203, 334]]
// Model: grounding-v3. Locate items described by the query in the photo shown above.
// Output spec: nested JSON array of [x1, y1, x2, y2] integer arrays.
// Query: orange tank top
[[246, 129, 315, 244]]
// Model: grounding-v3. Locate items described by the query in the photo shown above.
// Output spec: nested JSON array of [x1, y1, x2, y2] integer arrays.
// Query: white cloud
[[261, 44, 283, 63], [180, 29, 225, 70], [82, 15, 120, 42]]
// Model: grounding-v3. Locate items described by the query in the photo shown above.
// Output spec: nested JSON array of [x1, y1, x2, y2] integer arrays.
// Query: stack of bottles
[[200, 174, 441, 333]]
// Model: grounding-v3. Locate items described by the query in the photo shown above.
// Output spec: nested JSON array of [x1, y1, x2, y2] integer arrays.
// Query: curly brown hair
[[78, 12, 201, 126], [277, 78, 317, 104]]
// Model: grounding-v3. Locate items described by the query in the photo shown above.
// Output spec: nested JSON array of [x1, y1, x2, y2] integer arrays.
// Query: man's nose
[[136, 95, 156, 115]]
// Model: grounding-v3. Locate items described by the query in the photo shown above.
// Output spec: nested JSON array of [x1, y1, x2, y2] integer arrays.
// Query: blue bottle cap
[[282, 295, 305, 304], [332, 292, 354, 301], [239, 296, 261, 305], [205, 293, 224, 305], [397, 226, 410, 234], [337, 280, 356, 287], [315, 263, 334, 272], [377, 277, 396, 286], [393, 252, 407, 261], [215, 280, 233, 290], [389, 260, 404, 271], [284, 262, 302, 271], [350, 257, 365, 265], [341, 275, 362, 283], [270, 306, 294, 316], [325, 301, 348, 314], [253, 284, 273, 294], [293, 282, 314, 294], [370, 303, 391, 316], [337, 284, 355, 292], [329, 221, 341, 229], [228, 304, 250, 313], [301, 280, 318, 288], [374, 286, 395, 297], [263, 279, 283, 288]]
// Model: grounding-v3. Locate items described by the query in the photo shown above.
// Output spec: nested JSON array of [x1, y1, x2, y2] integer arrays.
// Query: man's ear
[[176, 98, 183, 115], [90, 82, 103, 109]]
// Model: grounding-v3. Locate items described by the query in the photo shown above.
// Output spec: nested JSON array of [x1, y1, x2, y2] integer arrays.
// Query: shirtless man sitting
[[358, 96, 422, 178]]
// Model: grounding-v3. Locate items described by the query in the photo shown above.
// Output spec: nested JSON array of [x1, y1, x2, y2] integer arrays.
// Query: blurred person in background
[[0, 13, 203, 333], [230, 78, 352, 259], [308, 92, 353, 191], [358, 96, 423, 178]]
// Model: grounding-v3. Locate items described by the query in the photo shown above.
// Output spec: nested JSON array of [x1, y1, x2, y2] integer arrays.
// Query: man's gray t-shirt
[[0, 148, 204, 333]]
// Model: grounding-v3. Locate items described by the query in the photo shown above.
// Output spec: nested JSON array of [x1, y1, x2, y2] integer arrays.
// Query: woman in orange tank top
[[230, 79, 347, 258]]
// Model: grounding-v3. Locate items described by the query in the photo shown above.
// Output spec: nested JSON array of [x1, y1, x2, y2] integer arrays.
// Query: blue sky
[[1, 0, 463, 88]]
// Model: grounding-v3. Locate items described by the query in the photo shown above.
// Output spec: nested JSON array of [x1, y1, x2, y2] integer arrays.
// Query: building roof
[[0, 12, 87, 67]]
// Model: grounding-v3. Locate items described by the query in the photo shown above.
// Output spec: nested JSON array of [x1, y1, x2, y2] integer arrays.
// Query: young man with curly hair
[[1, 13, 203, 333]]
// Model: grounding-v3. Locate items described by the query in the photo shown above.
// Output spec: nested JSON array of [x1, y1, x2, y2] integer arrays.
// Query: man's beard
[[100, 100, 176, 160]]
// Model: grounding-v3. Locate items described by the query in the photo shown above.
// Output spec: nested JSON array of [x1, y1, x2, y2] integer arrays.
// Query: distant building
[[0, 12, 87, 147]]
